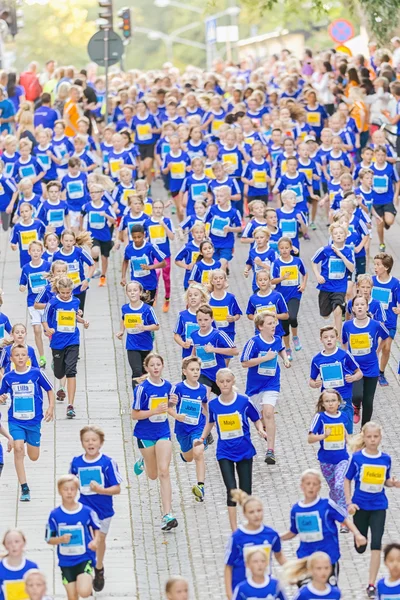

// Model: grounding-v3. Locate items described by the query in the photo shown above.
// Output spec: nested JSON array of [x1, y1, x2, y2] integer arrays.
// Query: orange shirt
[[63, 100, 80, 137], [351, 101, 369, 132]]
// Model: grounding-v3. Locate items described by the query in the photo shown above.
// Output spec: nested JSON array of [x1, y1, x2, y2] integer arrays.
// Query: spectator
[[16, 104, 37, 147], [391, 36, 400, 72], [53, 81, 70, 116], [34, 93, 60, 130], [6, 72, 25, 112], [0, 87, 15, 133], [19, 61, 42, 102], [63, 85, 82, 137]]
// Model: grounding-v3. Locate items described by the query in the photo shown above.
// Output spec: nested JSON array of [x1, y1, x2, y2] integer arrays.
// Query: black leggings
[[75, 291, 87, 315], [0, 212, 11, 231], [354, 508, 386, 552], [127, 350, 150, 388], [352, 376, 378, 425], [218, 458, 253, 506], [282, 298, 300, 337]]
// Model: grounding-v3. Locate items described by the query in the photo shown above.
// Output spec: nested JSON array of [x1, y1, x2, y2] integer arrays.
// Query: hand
[[44, 328, 55, 337], [120, 278, 126, 287], [78, 310, 83, 317], [186, 263, 193, 271], [88, 539, 98, 552], [7, 439, 13, 452], [193, 437, 204, 447], [60, 533, 72, 544], [5, 204, 13, 214], [298, 283, 306, 293], [116, 331, 124, 340], [282, 270, 291, 280], [387, 476, 400, 488], [392, 306, 400, 315], [347, 502, 359, 516], [257, 429, 268, 440], [222, 225, 230, 234], [83, 321, 89, 329], [0, 394, 7, 404], [204, 343, 214, 353], [292, 246, 299, 255], [168, 393, 178, 405], [244, 270, 250, 278], [283, 359, 291, 368], [140, 264, 150, 270], [324, 427, 332, 438], [46, 150, 52, 157], [226, 315, 235, 322], [182, 339, 192, 349], [44, 407, 54, 422], [89, 481, 104, 493], [355, 533, 367, 547], [154, 402, 168, 414], [317, 275, 326, 285], [331, 245, 341, 256], [345, 374, 356, 383], [113, 241, 121, 251], [80, 280, 89, 292], [254, 257, 263, 266], [312, 379, 323, 389], [263, 349, 277, 361]]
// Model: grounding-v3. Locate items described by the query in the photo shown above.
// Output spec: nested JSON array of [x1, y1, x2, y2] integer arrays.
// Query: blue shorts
[[388, 328, 397, 339], [176, 428, 206, 454], [213, 247, 234, 262], [9, 422, 41, 447], [137, 437, 170, 449]]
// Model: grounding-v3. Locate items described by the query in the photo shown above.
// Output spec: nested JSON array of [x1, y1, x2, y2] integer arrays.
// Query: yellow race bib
[[222, 153, 238, 169], [137, 123, 152, 140], [124, 313, 142, 332], [307, 112, 321, 126], [20, 230, 38, 250], [170, 162, 185, 177], [323, 423, 345, 450], [201, 270, 210, 284], [4, 580, 28, 600], [122, 188, 135, 206], [109, 159, 122, 176], [212, 306, 229, 324], [148, 224, 166, 244], [204, 167, 214, 179], [67, 270, 81, 286], [253, 171, 267, 185], [217, 412, 243, 439], [143, 202, 152, 216], [360, 465, 386, 493], [57, 310, 76, 333], [256, 304, 276, 314], [349, 333, 370, 356], [149, 396, 168, 422], [212, 119, 223, 133], [191, 251, 200, 264], [280, 265, 299, 286]]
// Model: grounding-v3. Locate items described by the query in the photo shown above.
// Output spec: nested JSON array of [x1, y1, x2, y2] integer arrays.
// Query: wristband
[[86, 278, 91, 283]]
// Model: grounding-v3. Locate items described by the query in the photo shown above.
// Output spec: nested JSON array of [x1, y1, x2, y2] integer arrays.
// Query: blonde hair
[[300, 468, 322, 484], [23, 569, 47, 585], [2, 529, 26, 555], [281, 189, 297, 202], [80, 425, 105, 444], [356, 273, 373, 287], [253, 226, 271, 241], [208, 268, 228, 291], [244, 547, 268, 566], [254, 311, 277, 330], [284, 551, 331, 584], [329, 221, 347, 236], [57, 474, 79, 493], [165, 576, 188, 595], [183, 283, 209, 306], [348, 421, 382, 452], [230, 489, 263, 513]]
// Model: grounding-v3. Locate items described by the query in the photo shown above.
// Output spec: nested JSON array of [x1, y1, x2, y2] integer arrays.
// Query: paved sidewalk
[[1, 188, 400, 599]]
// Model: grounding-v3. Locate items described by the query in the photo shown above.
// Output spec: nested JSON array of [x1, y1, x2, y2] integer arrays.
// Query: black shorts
[[138, 143, 155, 160], [373, 202, 397, 217], [61, 560, 93, 585], [52, 344, 79, 379], [199, 374, 220, 396], [93, 238, 113, 258], [249, 194, 269, 204], [318, 290, 345, 317]]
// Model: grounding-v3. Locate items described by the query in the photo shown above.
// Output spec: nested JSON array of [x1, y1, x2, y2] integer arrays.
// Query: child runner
[[174, 222, 206, 291], [240, 200, 267, 244], [208, 269, 242, 344], [42, 233, 60, 264], [285, 552, 341, 599], [162, 134, 191, 220], [118, 193, 148, 247], [116, 281, 159, 389], [61, 157, 89, 231], [377, 543, 400, 599], [10, 202, 45, 268], [0, 530, 39, 600], [244, 228, 277, 292], [37, 181, 69, 237], [189, 240, 222, 286], [371, 145, 399, 251], [69, 425, 122, 593], [276, 190, 307, 255], [45, 475, 100, 600], [343, 295, 389, 426], [241, 141, 271, 206], [197, 368, 267, 531], [180, 156, 209, 217], [169, 357, 208, 502], [120, 224, 166, 306], [224, 489, 285, 598], [0, 344, 54, 501], [42, 276, 89, 419], [232, 548, 287, 600], [173, 284, 210, 359], [132, 353, 178, 531], [19, 240, 50, 367], [271, 236, 307, 360], [241, 312, 290, 465], [308, 389, 349, 517], [205, 186, 242, 269], [246, 269, 289, 340], [165, 577, 189, 600], [0, 323, 39, 375], [24, 570, 53, 600], [344, 422, 400, 598]]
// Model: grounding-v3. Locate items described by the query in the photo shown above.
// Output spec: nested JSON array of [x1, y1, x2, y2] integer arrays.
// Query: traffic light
[[0, 0, 23, 37], [118, 7, 131, 40], [98, 0, 113, 30]]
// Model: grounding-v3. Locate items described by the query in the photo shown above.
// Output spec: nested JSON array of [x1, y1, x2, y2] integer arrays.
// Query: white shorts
[[28, 306, 44, 326], [251, 390, 280, 411], [99, 516, 113, 535], [69, 210, 81, 229]]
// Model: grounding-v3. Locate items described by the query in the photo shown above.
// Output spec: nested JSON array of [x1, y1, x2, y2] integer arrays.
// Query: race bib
[[3, 580, 28, 600], [136, 123, 152, 141], [201, 269, 211, 285], [67, 181, 84, 199], [373, 175, 388, 193], [222, 153, 238, 169], [12, 383, 35, 420], [20, 164, 36, 179], [323, 423, 345, 450], [78, 466, 104, 495], [37, 154, 50, 171], [212, 306, 229, 328], [289, 184, 303, 203], [110, 159, 123, 177], [57, 309, 76, 333], [59, 524, 86, 556], [124, 313, 143, 333], [122, 188, 135, 206], [131, 256, 149, 278], [349, 333, 371, 356], [48, 209, 64, 227], [211, 216, 229, 237], [256, 304, 276, 315], [371, 286, 391, 309], [360, 464, 386, 493], [179, 397, 202, 425], [89, 212, 106, 230], [185, 321, 199, 340], [328, 257, 346, 280], [196, 345, 217, 368], [258, 351, 278, 376], [307, 112, 321, 126], [280, 219, 297, 239], [320, 362, 344, 388], [148, 224, 166, 245], [191, 183, 208, 201], [149, 396, 168, 422], [28, 271, 47, 293], [170, 161, 185, 179], [295, 511, 323, 542], [191, 251, 200, 264], [20, 230, 38, 250], [217, 412, 243, 440], [279, 265, 299, 286], [253, 170, 267, 188], [211, 119, 224, 134], [67, 262, 81, 287]]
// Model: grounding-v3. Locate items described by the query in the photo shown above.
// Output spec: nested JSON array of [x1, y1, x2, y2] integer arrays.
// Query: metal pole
[[104, 27, 109, 124]]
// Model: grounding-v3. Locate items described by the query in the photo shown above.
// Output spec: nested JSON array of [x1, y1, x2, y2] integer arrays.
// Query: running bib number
[[59, 524, 86, 556], [89, 212, 106, 229], [148, 224, 166, 245], [170, 162, 185, 179], [295, 511, 323, 542], [131, 256, 148, 278], [67, 181, 84, 199], [371, 286, 391, 309], [12, 383, 35, 420], [323, 423, 345, 450], [57, 310, 76, 333], [320, 362, 344, 388], [179, 398, 202, 425], [149, 396, 168, 422], [28, 271, 47, 293], [185, 322, 199, 340], [258, 351, 278, 376], [20, 230, 38, 250], [253, 170, 267, 188], [67, 262, 81, 287], [256, 304, 276, 315], [279, 265, 298, 287], [280, 220, 297, 239], [20, 165, 36, 178], [222, 153, 238, 169], [136, 123, 152, 141], [3, 580, 28, 600], [360, 464, 386, 493], [48, 209, 64, 227], [307, 112, 321, 126], [196, 345, 217, 369], [201, 270, 211, 285], [373, 175, 388, 193], [78, 466, 104, 495], [217, 412, 243, 440], [124, 313, 143, 334], [328, 257, 346, 279], [212, 306, 229, 328], [191, 183, 207, 201], [109, 159, 123, 177], [211, 216, 229, 237], [349, 333, 371, 356]]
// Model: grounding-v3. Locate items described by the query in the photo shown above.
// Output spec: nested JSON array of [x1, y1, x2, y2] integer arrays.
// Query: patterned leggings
[[320, 460, 348, 511]]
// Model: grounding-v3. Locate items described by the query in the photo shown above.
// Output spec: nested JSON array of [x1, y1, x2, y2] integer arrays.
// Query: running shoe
[[353, 405, 361, 424], [162, 300, 170, 313], [92, 269, 101, 279], [192, 484, 205, 502], [20, 490, 30, 502], [134, 457, 144, 476], [265, 450, 276, 465], [286, 348, 293, 362], [379, 374, 389, 387], [206, 432, 214, 445], [171, 205, 176, 215], [56, 387, 66, 402], [93, 568, 105, 592], [293, 336, 302, 351], [379, 244, 386, 252], [303, 233, 311, 240], [39, 356, 46, 368], [366, 585, 376, 599], [66, 404, 76, 419], [99, 275, 106, 287], [161, 514, 178, 531], [310, 222, 317, 230]]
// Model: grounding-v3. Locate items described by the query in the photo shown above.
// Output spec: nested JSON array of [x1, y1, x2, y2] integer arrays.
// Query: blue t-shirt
[[19, 259, 51, 306], [246, 246, 277, 292], [180, 174, 209, 216], [10, 219, 45, 267], [209, 292, 242, 339], [0, 175, 17, 211], [205, 205, 242, 249], [276, 207, 305, 251], [372, 275, 400, 330], [81, 201, 115, 242], [0, 558, 39, 600], [208, 393, 259, 461], [44, 295, 81, 349], [14, 156, 43, 194], [246, 290, 288, 337], [107, 149, 137, 182], [34, 105, 59, 129], [310, 348, 359, 399], [37, 199, 69, 237], [144, 217, 174, 258], [162, 150, 191, 193], [132, 378, 172, 440], [170, 380, 207, 436], [33, 143, 58, 180], [311, 245, 354, 293], [377, 576, 400, 599], [310, 411, 349, 465], [112, 182, 135, 214], [118, 211, 148, 242], [0, 99, 15, 133], [69, 453, 122, 519], [233, 576, 287, 600], [52, 246, 94, 295], [342, 318, 389, 377], [46, 503, 100, 567], [190, 327, 235, 382], [189, 259, 221, 286], [226, 524, 281, 591], [272, 256, 307, 302], [292, 583, 341, 600], [175, 241, 202, 289], [345, 449, 391, 510], [124, 242, 165, 291], [52, 135, 74, 169], [241, 334, 284, 395], [0, 344, 38, 373], [304, 103, 328, 138], [274, 171, 309, 213], [61, 172, 89, 212], [121, 302, 158, 351], [243, 159, 271, 197], [371, 162, 400, 205], [219, 145, 245, 178], [0, 313, 12, 344], [133, 113, 159, 145], [289, 497, 346, 564], [2, 151, 19, 179], [0, 366, 53, 427], [174, 309, 201, 359]]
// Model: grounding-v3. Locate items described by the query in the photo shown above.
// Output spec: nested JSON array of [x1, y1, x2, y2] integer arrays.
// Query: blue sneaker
[[20, 490, 30, 502], [134, 457, 145, 476], [192, 484, 205, 502], [161, 514, 178, 531], [286, 348, 293, 362], [379, 374, 389, 387], [293, 336, 302, 351]]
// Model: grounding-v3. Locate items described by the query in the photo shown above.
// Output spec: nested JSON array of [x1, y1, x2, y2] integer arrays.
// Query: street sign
[[328, 19, 354, 44], [87, 29, 124, 67], [206, 18, 217, 44], [216, 25, 239, 43]]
